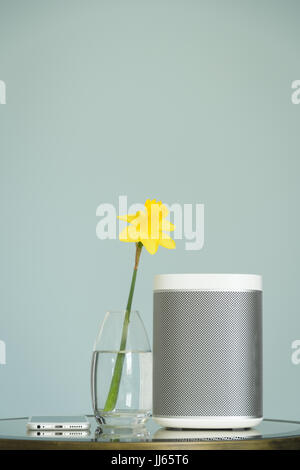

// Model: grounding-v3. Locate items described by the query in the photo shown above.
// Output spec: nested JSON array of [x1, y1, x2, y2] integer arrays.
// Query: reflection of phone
[[27, 430, 90, 439], [27, 416, 90, 431]]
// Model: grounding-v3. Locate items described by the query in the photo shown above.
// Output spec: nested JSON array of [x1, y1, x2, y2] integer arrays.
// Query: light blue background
[[0, 0, 299, 419]]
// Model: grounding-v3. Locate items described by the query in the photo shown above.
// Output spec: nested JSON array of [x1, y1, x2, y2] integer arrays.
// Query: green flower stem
[[103, 241, 143, 412]]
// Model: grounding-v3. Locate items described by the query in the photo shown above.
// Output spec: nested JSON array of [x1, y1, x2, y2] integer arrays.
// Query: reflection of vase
[[91, 310, 152, 427], [95, 425, 150, 442]]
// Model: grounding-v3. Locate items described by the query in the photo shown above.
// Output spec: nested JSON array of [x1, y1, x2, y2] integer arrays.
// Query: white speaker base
[[153, 416, 263, 429]]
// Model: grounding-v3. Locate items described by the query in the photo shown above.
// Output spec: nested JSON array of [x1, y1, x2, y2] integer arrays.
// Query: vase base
[[94, 410, 151, 428]]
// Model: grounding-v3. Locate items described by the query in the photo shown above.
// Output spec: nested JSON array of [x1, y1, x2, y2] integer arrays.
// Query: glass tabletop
[[0, 416, 300, 443]]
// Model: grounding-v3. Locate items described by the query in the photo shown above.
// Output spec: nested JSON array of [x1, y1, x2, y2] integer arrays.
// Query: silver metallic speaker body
[[153, 274, 263, 429]]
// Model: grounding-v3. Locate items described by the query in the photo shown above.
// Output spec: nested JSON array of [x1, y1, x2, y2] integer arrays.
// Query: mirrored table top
[[0, 416, 300, 450]]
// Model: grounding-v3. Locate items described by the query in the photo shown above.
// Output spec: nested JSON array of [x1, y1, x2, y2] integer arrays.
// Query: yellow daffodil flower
[[118, 199, 176, 254], [104, 199, 175, 412]]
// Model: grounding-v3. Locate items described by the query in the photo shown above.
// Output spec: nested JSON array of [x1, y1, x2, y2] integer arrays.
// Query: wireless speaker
[[153, 274, 263, 429]]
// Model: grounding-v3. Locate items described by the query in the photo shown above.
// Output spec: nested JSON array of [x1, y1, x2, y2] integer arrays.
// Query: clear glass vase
[[91, 310, 152, 427]]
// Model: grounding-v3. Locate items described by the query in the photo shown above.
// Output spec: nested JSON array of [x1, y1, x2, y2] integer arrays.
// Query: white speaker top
[[154, 274, 262, 292]]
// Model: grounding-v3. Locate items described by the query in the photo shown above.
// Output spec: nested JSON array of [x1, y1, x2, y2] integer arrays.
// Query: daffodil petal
[[159, 203, 169, 218], [118, 214, 138, 223], [141, 238, 159, 254], [159, 236, 176, 250], [119, 225, 140, 242], [130, 210, 148, 227], [161, 219, 175, 232]]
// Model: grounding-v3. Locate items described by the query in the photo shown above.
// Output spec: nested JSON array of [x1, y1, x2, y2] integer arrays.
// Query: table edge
[[0, 435, 300, 450]]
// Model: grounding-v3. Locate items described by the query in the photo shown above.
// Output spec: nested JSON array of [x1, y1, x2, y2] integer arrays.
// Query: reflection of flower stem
[[103, 242, 143, 412]]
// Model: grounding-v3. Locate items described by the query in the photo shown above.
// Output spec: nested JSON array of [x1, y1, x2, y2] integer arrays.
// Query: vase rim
[[93, 309, 150, 352]]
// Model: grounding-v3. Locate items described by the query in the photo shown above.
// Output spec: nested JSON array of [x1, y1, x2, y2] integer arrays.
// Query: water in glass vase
[[91, 310, 152, 427], [91, 350, 152, 426]]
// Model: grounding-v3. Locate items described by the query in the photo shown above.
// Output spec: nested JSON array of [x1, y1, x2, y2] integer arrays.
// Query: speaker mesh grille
[[153, 290, 262, 417]]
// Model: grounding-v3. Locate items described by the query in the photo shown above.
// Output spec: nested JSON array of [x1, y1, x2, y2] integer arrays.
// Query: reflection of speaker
[[153, 274, 263, 429], [153, 428, 261, 441]]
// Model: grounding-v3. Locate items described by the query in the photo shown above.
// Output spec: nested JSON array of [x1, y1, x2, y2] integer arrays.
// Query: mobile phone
[[26, 416, 90, 431]]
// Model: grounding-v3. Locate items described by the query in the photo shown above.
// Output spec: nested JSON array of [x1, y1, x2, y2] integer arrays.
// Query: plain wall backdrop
[[0, 0, 300, 419]]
